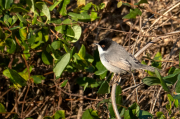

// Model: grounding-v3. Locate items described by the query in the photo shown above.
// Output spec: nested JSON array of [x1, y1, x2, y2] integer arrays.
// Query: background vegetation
[[0, 0, 180, 118]]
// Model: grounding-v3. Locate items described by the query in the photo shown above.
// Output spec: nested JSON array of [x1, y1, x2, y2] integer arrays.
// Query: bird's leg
[[111, 73, 121, 84]]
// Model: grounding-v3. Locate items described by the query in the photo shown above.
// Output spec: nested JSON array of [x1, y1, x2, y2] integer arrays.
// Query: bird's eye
[[101, 45, 105, 48]]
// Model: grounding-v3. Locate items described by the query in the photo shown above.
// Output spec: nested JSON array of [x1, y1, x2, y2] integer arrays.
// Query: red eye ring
[[101, 45, 105, 48]]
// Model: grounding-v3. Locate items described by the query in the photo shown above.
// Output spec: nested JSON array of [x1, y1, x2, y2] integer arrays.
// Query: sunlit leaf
[[35, 2, 51, 21], [117, 1, 122, 8], [31, 75, 45, 84], [5, 0, 13, 9], [0, 103, 6, 112], [49, 0, 62, 11], [77, 0, 85, 7], [82, 109, 99, 119], [42, 51, 53, 65], [5, 38, 16, 54], [123, 8, 142, 19], [60, 0, 70, 16], [16, 13, 27, 25], [71, 25, 82, 42], [3, 68, 26, 86], [60, 80, 68, 87], [54, 110, 65, 119], [19, 27, 27, 41], [53, 53, 70, 78]]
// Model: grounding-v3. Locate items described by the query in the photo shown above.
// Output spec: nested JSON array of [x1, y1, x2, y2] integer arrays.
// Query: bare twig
[[150, 87, 162, 114], [111, 75, 121, 119]]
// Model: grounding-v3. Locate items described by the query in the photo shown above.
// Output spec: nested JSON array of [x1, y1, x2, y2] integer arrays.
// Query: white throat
[[97, 45, 109, 54]]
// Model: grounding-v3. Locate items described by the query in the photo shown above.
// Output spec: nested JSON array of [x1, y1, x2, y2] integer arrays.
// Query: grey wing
[[104, 53, 132, 71]]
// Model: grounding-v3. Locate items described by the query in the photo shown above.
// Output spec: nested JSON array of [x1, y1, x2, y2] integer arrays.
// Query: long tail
[[138, 64, 160, 72]]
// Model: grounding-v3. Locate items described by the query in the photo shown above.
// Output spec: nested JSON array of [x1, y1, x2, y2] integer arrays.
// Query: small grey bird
[[96, 38, 156, 74]]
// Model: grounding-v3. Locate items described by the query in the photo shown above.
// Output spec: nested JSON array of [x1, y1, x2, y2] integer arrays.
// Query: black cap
[[98, 38, 112, 51]]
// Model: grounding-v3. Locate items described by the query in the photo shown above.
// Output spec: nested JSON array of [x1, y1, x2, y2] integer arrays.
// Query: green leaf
[[48, 19, 62, 24], [16, 13, 27, 25], [60, 80, 68, 87], [136, 110, 153, 119], [163, 69, 180, 84], [152, 52, 162, 68], [78, 44, 86, 58], [5, 0, 13, 9], [19, 27, 27, 41], [71, 25, 82, 42], [68, 12, 91, 21], [115, 85, 122, 106], [179, 51, 180, 67], [123, 8, 142, 19], [97, 99, 110, 108], [32, 14, 37, 25], [117, 1, 123, 8], [27, 0, 35, 13], [63, 44, 71, 53], [142, 77, 160, 86], [174, 99, 179, 108], [82, 109, 99, 119], [81, 2, 92, 10], [124, 110, 131, 119], [134, 0, 148, 5], [168, 67, 176, 75], [0, 27, 5, 40], [42, 27, 49, 42], [60, 0, 70, 16], [85, 53, 94, 63], [5, 38, 16, 54], [49, 0, 62, 11], [120, 108, 126, 117], [4, 14, 9, 26], [3, 68, 26, 86], [97, 80, 109, 94], [31, 75, 45, 84], [156, 111, 164, 118], [76, 77, 101, 88], [95, 61, 107, 75], [9, 26, 21, 30], [51, 41, 61, 50], [84, 82, 88, 90], [0, 103, 6, 112], [35, 2, 51, 21], [12, 16, 18, 26], [155, 69, 170, 92], [167, 94, 173, 109], [174, 94, 180, 99], [55, 25, 65, 34], [175, 74, 180, 93], [99, 3, 105, 9], [11, 7, 29, 13], [108, 102, 115, 118], [53, 53, 70, 78], [66, 26, 75, 38], [42, 51, 53, 65], [54, 110, 65, 119], [90, 10, 98, 21]]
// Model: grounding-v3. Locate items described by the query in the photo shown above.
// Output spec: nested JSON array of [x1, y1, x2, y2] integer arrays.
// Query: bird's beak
[[94, 43, 98, 45]]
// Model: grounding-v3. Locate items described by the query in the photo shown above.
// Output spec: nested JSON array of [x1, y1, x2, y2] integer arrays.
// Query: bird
[[96, 38, 157, 74]]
